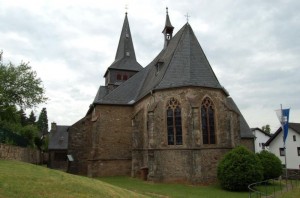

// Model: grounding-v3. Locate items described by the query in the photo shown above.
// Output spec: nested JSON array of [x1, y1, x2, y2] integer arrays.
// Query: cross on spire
[[125, 4, 128, 14], [166, 7, 168, 14], [185, 13, 190, 22]]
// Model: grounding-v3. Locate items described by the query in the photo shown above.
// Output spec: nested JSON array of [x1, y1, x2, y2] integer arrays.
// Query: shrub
[[217, 146, 263, 191], [256, 150, 282, 180]]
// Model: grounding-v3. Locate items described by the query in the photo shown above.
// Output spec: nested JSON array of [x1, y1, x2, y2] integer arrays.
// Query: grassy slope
[[0, 160, 148, 198], [99, 177, 249, 198]]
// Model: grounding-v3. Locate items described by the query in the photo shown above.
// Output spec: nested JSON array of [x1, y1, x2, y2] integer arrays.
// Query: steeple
[[162, 7, 174, 48], [114, 12, 137, 61], [103, 12, 142, 90]]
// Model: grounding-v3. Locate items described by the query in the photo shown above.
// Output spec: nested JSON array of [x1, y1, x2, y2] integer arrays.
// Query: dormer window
[[156, 61, 164, 75], [126, 33, 129, 38]]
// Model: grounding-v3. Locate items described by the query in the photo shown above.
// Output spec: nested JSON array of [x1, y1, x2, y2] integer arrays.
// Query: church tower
[[104, 12, 142, 91], [162, 7, 174, 48]]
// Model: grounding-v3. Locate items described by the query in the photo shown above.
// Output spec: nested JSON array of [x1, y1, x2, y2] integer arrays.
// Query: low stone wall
[[0, 143, 41, 164]]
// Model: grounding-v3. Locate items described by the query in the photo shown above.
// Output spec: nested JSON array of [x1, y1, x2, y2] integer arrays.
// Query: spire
[[114, 13, 136, 61], [103, 12, 142, 89], [162, 7, 174, 48]]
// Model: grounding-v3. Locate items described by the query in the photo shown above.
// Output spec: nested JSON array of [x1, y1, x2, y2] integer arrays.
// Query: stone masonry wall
[[0, 143, 41, 164], [68, 115, 92, 175], [87, 105, 133, 177], [132, 87, 245, 182]]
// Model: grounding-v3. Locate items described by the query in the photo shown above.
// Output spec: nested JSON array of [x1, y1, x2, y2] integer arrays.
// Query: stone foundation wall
[[87, 159, 132, 177], [0, 143, 41, 164], [133, 148, 231, 183]]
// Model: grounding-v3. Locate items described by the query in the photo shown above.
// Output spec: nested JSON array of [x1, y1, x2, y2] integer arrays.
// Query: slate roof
[[104, 13, 142, 77], [48, 125, 69, 150], [226, 97, 254, 138], [251, 127, 272, 137], [265, 123, 300, 146], [95, 23, 225, 105], [92, 14, 254, 140]]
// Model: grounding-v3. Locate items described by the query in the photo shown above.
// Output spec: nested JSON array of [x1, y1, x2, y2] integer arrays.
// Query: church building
[[68, 9, 254, 183]]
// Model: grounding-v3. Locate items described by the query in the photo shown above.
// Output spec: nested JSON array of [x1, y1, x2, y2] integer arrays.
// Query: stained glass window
[[201, 97, 215, 144], [166, 98, 182, 145]]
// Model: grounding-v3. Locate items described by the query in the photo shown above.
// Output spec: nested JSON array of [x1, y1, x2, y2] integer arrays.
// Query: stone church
[[68, 9, 254, 183]]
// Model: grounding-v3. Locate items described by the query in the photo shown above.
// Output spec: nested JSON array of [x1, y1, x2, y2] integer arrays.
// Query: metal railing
[[248, 171, 299, 198]]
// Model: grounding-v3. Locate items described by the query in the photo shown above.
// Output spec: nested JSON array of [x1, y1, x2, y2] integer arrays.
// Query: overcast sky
[[1, 0, 299, 132]]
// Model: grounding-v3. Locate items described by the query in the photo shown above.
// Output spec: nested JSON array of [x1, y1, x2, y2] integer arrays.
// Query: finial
[[125, 4, 128, 15], [166, 7, 168, 14], [185, 13, 190, 22]]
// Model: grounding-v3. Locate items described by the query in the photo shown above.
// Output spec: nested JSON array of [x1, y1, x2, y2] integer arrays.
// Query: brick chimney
[[51, 122, 57, 133]]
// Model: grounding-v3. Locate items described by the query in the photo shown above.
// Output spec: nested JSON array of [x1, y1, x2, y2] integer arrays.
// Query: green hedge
[[217, 146, 263, 191], [257, 150, 282, 180]]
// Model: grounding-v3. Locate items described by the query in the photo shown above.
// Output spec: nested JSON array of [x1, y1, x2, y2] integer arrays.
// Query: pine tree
[[27, 111, 36, 125], [18, 108, 28, 126], [37, 107, 48, 136]]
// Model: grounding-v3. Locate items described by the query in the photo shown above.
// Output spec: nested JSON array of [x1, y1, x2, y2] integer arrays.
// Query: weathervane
[[185, 13, 190, 22]]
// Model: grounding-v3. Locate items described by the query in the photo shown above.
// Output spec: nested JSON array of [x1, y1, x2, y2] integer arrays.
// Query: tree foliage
[[37, 107, 48, 135], [262, 124, 271, 134], [0, 61, 47, 109], [217, 146, 263, 191], [256, 150, 282, 180]]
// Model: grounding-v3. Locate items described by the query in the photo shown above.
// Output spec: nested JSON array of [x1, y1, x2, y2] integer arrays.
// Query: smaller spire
[[162, 7, 174, 48]]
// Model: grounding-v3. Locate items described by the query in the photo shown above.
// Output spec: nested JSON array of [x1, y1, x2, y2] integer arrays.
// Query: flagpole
[[281, 104, 288, 182]]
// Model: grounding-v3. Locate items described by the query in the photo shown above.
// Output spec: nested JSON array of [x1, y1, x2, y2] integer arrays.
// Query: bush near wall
[[256, 150, 282, 180], [217, 146, 263, 191]]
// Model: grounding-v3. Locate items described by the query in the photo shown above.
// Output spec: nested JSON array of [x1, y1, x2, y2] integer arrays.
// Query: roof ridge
[[156, 24, 190, 89]]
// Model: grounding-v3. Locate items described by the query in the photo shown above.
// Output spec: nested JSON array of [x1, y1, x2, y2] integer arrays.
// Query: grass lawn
[[98, 176, 249, 198], [1, 160, 298, 198], [0, 160, 148, 198]]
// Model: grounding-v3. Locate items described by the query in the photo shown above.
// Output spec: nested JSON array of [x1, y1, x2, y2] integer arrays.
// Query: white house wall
[[253, 129, 270, 153], [269, 128, 300, 169]]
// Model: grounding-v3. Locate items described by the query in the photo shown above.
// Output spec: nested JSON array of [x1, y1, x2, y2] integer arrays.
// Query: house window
[[293, 135, 296, 141], [166, 98, 182, 145], [201, 97, 215, 144], [123, 75, 128, 80], [279, 148, 285, 156], [117, 74, 122, 80], [297, 147, 300, 156]]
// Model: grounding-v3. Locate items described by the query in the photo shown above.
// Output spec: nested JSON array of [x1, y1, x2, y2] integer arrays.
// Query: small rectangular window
[[279, 148, 285, 156], [297, 147, 300, 156], [293, 135, 296, 141]]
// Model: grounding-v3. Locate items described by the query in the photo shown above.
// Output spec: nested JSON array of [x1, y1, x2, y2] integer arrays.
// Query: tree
[[37, 107, 48, 136], [217, 146, 263, 191], [262, 124, 271, 134], [18, 108, 28, 126], [257, 150, 282, 180], [0, 61, 47, 110], [27, 111, 36, 125]]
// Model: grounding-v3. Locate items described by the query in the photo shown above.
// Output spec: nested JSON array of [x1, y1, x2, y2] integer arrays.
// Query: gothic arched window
[[166, 98, 182, 145], [201, 97, 215, 144]]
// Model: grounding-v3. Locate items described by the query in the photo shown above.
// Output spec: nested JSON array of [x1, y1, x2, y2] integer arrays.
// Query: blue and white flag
[[276, 108, 290, 144]]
